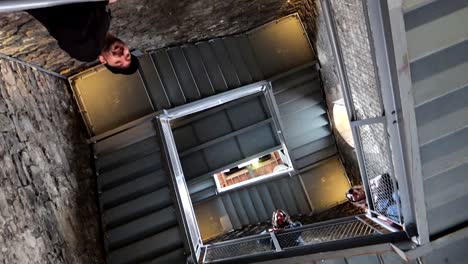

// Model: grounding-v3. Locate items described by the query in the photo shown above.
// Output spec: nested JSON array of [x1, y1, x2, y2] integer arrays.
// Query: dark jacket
[[28, 1, 111, 62]]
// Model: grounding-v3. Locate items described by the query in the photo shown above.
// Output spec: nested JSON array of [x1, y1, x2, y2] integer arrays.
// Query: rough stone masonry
[[0, 0, 318, 76], [0, 58, 102, 263]]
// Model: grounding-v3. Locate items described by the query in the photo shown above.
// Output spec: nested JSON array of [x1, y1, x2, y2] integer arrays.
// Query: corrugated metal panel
[[404, 0, 468, 236], [219, 174, 310, 229]]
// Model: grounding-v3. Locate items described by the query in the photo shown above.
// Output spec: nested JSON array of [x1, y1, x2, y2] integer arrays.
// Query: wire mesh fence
[[358, 124, 400, 222], [203, 217, 377, 262], [329, 0, 402, 223], [276, 219, 377, 249]]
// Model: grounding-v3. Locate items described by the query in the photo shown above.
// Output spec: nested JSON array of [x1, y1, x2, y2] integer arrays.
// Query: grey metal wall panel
[[287, 125, 332, 150], [180, 151, 210, 180], [295, 146, 337, 170], [167, 47, 202, 102], [426, 194, 468, 235], [419, 126, 468, 179], [107, 206, 177, 250], [272, 67, 318, 94], [97, 136, 159, 172], [283, 113, 328, 139], [346, 254, 380, 264], [278, 177, 299, 216], [203, 139, 243, 170], [144, 248, 187, 264], [420, 236, 468, 264], [94, 120, 156, 155], [138, 54, 171, 109], [405, 0, 468, 59], [424, 161, 468, 211], [292, 136, 335, 161], [188, 177, 216, 194], [172, 125, 199, 152], [196, 41, 228, 92], [108, 226, 182, 264], [267, 181, 288, 211], [239, 188, 260, 224], [98, 152, 162, 190], [223, 37, 254, 85], [378, 252, 406, 264], [103, 187, 172, 229], [237, 124, 277, 157], [221, 193, 242, 229], [275, 80, 321, 106], [192, 111, 233, 142], [257, 183, 276, 217], [226, 97, 268, 130], [182, 44, 216, 97], [210, 39, 241, 89], [248, 186, 269, 222], [416, 85, 468, 146], [278, 91, 323, 117], [101, 169, 167, 209], [320, 259, 346, 264], [288, 175, 311, 213], [218, 175, 311, 228], [152, 51, 186, 106], [229, 191, 250, 226], [236, 35, 265, 81], [405, 0, 468, 29], [191, 187, 217, 204]]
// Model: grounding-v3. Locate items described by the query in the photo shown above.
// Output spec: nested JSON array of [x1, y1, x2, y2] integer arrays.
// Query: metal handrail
[[0, 0, 106, 12], [202, 215, 408, 264]]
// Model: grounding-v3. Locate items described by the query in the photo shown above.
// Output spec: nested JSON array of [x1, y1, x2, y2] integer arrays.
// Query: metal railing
[[202, 215, 408, 263], [321, 0, 410, 225], [156, 81, 296, 263], [0, 0, 106, 12]]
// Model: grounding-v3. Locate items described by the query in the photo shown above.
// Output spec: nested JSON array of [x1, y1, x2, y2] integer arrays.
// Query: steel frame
[[365, 0, 428, 243], [321, 0, 419, 230], [202, 215, 408, 264], [156, 81, 297, 263]]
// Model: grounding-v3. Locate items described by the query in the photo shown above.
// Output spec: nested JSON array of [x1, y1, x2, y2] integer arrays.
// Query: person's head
[[346, 186, 366, 202], [99, 33, 139, 75], [272, 209, 291, 231]]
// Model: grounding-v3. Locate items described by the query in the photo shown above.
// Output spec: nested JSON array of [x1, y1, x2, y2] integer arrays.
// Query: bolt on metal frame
[[156, 81, 297, 263]]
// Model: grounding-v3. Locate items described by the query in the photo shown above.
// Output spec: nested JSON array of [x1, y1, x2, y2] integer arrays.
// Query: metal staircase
[[94, 124, 187, 264]]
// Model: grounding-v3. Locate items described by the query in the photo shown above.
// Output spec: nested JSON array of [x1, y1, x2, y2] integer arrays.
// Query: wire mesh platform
[[203, 215, 390, 263]]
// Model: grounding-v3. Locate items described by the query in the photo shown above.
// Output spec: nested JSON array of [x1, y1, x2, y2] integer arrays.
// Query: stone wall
[[0, 58, 103, 263], [0, 0, 318, 76]]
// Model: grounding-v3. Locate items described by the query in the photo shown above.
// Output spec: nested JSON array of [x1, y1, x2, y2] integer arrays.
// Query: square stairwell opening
[[157, 80, 408, 263]]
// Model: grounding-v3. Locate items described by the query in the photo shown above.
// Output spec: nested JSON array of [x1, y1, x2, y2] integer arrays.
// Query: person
[[260, 210, 303, 249], [27, 0, 139, 75], [346, 185, 367, 209]]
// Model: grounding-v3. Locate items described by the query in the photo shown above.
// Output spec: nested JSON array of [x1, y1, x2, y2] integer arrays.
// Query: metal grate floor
[[204, 217, 378, 262]]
